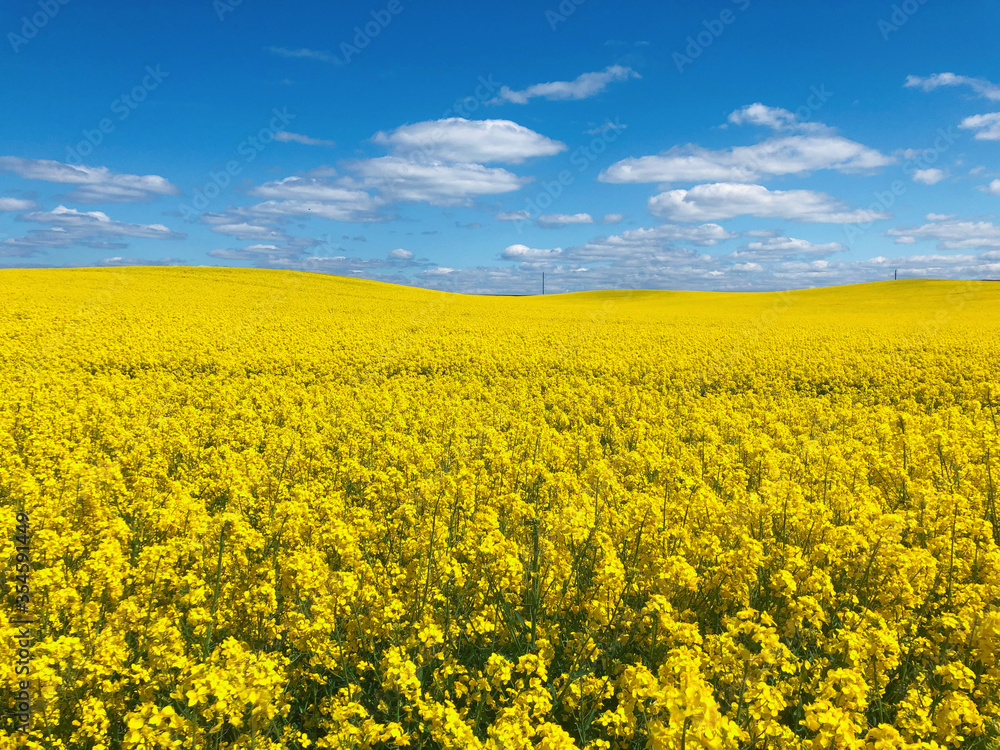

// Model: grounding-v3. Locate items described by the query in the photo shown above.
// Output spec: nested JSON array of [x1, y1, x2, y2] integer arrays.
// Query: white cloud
[[208, 245, 428, 277], [959, 112, 1000, 141], [489, 65, 639, 105], [727, 103, 828, 133], [274, 131, 335, 146], [905, 73, 1000, 101], [887, 219, 1000, 249], [201, 212, 299, 243], [600, 135, 892, 184], [926, 213, 956, 221], [536, 213, 594, 228], [569, 223, 736, 262], [99, 256, 187, 266], [250, 176, 376, 204], [208, 246, 288, 261], [0, 157, 179, 202], [2, 205, 184, 255], [250, 200, 385, 222], [395, 247, 1000, 295], [734, 237, 846, 260], [913, 168, 948, 185], [602, 213, 624, 224], [265, 46, 338, 63], [985, 180, 1000, 196], [372, 118, 565, 164], [585, 120, 628, 136], [389, 248, 414, 259], [246, 176, 383, 221], [648, 183, 891, 224], [0, 197, 37, 211], [495, 210, 531, 221], [22, 206, 181, 237], [502, 244, 563, 261], [349, 156, 530, 206]]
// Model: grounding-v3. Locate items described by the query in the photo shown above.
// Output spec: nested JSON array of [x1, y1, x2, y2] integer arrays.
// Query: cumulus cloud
[[536, 213, 594, 228], [602, 213, 625, 224], [585, 120, 628, 136], [648, 183, 891, 224], [249, 176, 376, 204], [984, 180, 1000, 196], [0, 157, 179, 202], [99, 256, 188, 266], [208, 244, 288, 261], [489, 65, 639, 105], [201, 212, 303, 243], [905, 73, 1000, 101], [21, 206, 182, 237], [246, 176, 384, 221], [349, 156, 530, 206], [398, 248, 1000, 295], [251, 200, 385, 222], [733, 236, 846, 260], [389, 248, 414, 259], [0, 197, 38, 211], [600, 135, 892, 184], [274, 131, 335, 146], [372, 118, 566, 164], [887, 219, 1000, 249], [209, 246, 430, 282], [330, 119, 563, 209], [265, 46, 339, 63], [495, 210, 531, 221], [959, 112, 1000, 141], [913, 168, 948, 185], [727, 103, 828, 133], [501, 244, 563, 261], [1, 205, 184, 255], [569, 223, 736, 262]]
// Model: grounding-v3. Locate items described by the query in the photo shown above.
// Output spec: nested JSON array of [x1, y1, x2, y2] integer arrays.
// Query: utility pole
[[894, 269, 897, 281], [542, 272, 545, 295]]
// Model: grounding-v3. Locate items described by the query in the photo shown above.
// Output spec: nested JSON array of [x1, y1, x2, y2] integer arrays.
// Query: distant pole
[[895, 269, 897, 281], [542, 272, 545, 295]]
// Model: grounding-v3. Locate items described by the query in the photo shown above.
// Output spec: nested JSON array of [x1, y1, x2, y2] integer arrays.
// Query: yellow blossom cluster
[[0, 268, 998, 750]]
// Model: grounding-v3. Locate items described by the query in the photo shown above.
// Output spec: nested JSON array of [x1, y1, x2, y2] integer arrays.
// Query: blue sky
[[1, 0, 998, 293]]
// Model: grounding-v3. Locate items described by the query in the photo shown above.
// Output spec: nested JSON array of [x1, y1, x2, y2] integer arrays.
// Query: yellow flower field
[[1, 267, 998, 750]]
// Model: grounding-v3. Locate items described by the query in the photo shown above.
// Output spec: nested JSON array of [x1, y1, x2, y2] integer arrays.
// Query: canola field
[[0, 267, 999, 750]]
